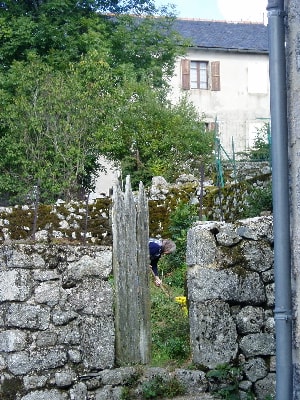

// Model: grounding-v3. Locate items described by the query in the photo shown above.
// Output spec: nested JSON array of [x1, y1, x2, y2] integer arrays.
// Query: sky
[[155, 0, 268, 24]]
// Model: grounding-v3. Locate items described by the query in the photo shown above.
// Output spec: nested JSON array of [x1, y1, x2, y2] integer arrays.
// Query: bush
[[142, 375, 185, 399], [243, 182, 272, 218], [207, 363, 242, 399], [168, 201, 199, 267], [248, 123, 271, 161]]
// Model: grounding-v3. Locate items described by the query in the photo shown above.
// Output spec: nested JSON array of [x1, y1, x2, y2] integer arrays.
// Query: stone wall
[[0, 162, 271, 244], [186, 216, 275, 399], [0, 244, 115, 399], [0, 216, 275, 399], [286, 1, 300, 397]]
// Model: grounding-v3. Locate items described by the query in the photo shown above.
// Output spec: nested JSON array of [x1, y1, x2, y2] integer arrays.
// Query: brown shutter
[[211, 61, 220, 91], [181, 59, 190, 90]]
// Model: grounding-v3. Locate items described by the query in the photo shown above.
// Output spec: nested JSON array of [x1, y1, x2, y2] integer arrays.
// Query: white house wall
[[169, 49, 270, 156]]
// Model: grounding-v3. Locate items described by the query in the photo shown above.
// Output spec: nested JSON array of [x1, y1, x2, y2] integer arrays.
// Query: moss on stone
[[0, 169, 272, 243], [7, 207, 33, 240], [0, 377, 24, 399]]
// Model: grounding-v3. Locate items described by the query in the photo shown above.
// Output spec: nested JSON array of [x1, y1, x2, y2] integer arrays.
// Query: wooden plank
[[113, 176, 151, 364]]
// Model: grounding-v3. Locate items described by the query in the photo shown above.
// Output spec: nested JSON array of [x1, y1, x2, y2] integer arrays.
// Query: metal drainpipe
[[267, 1, 293, 399]]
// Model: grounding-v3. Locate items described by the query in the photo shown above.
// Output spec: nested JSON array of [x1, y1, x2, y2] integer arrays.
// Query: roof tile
[[173, 19, 269, 52]]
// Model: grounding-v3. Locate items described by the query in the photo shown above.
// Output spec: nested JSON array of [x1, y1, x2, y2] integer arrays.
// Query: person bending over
[[149, 238, 176, 287]]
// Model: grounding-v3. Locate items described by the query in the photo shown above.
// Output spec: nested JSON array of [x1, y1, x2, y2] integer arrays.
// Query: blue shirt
[[149, 238, 163, 276]]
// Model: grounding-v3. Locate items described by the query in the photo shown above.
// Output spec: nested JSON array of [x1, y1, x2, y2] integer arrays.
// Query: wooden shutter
[[181, 59, 190, 90], [211, 61, 220, 91]]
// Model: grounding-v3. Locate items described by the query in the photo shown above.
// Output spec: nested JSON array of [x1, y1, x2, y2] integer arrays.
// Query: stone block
[[186, 222, 220, 267], [0, 330, 27, 352], [254, 372, 276, 400], [7, 351, 32, 375], [3, 246, 46, 269], [235, 306, 264, 334], [188, 266, 266, 305], [21, 389, 68, 400], [69, 382, 88, 400], [55, 371, 76, 388], [174, 368, 208, 394], [80, 316, 115, 370], [67, 279, 113, 316], [34, 281, 62, 306], [190, 300, 238, 369], [6, 304, 50, 330], [243, 357, 268, 382], [239, 333, 275, 357], [23, 374, 48, 390], [242, 241, 273, 272], [0, 270, 32, 301]]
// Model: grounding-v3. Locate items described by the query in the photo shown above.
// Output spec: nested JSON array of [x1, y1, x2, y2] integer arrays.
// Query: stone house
[[170, 19, 270, 155]]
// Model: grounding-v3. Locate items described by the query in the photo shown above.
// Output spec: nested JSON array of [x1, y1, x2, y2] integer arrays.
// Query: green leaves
[[101, 79, 214, 188], [0, 53, 114, 202], [0, 0, 212, 203]]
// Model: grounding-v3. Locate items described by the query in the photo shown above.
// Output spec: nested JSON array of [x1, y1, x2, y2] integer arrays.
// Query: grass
[[150, 276, 191, 368]]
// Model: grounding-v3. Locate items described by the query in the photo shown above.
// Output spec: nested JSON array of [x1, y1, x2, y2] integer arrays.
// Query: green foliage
[[120, 370, 143, 400], [248, 123, 271, 161], [162, 263, 186, 288], [207, 363, 242, 399], [166, 201, 199, 268], [150, 286, 190, 366], [1, 0, 197, 203], [243, 182, 273, 218], [142, 375, 185, 399], [108, 14, 188, 87], [0, 53, 113, 203], [102, 81, 214, 189]]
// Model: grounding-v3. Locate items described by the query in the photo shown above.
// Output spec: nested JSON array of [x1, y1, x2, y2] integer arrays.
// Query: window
[[191, 61, 208, 89], [181, 59, 220, 91]]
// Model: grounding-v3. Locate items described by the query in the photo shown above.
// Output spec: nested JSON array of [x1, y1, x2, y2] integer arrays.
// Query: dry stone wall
[[0, 162, 271, 245], [186, 216, 275, 399], [0, 244, 115, 399], [0, 216, 275, 399]]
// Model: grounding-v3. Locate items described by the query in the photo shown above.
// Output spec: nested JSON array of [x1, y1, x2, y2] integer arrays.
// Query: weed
[[120, 387, 132, 400], [207, 363, 242, 399], [151, 286, 190, 366], [142, 375, 185, 399]]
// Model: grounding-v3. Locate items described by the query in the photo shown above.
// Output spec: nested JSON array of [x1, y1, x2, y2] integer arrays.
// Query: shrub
[[243, 182, 272, 218], [207, 363, 243, 399], [248, 123, 271, 162], [142, 375, 185, 399]]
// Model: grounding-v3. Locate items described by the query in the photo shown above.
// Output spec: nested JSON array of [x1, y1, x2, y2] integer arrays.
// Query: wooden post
[[112, 176, 151, 365]]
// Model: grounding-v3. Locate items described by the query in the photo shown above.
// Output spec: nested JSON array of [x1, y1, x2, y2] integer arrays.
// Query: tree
[[248, 122, 271, 161], [0, 51, 115, 203], [0, 0, 210, 203], [0, 0, 181, 72], [100, 79, 214, 188]]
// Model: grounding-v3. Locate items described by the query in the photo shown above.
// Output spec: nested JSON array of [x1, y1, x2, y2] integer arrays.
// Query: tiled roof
[[173, 19, 269, 53]]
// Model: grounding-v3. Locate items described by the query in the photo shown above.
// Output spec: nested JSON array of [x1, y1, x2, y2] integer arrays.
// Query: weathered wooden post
[[112, 176, 151, 364]]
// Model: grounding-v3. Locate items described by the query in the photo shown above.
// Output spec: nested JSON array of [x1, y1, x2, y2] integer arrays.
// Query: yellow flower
[[175, 296, 188, 316]]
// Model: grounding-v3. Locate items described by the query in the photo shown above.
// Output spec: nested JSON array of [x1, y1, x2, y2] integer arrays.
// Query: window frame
[[181, 59, 220, 91], [190, 61, 209, 90]]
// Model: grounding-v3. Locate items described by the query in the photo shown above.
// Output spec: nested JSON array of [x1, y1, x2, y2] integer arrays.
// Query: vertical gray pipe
[[267, 1, 293, 399]]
